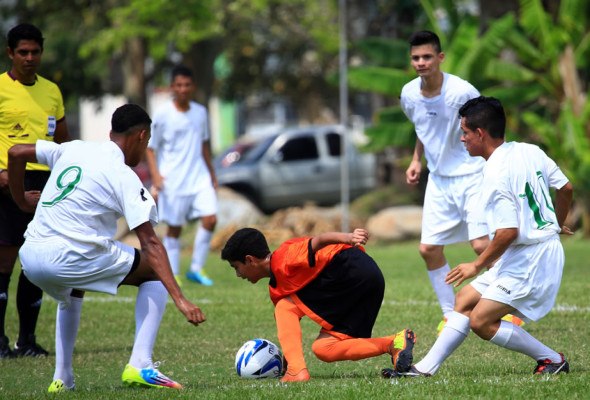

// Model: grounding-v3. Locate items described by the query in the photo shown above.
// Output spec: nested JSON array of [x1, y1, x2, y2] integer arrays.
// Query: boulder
[[366, 205, 422, 242]]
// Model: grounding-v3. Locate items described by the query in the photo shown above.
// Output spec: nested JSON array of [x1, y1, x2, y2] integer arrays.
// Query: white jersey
[[26, 140, 158, 250], [149, 100, 211, 195], [401, 72, 484, 177], [481, 142, 569, 245]]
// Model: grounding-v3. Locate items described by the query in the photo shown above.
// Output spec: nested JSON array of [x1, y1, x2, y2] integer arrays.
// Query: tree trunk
[[122, 36, 147, 108]]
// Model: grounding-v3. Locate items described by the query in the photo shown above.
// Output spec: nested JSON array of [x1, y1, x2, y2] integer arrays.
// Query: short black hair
[[111, 104, 151, 135], [408, 30, 441, 53], [7, 23, 44, 50], [171, 65, 194, 81], [221, 228, 270, 263], [458, 96, 506, 139]]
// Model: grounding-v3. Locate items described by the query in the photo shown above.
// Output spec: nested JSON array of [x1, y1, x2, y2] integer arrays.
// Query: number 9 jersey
[[24, 140, 158, 249]]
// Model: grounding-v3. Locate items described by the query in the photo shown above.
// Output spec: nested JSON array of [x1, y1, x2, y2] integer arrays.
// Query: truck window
[[280, 136, 318, 161], [326, 132, 341, 156]]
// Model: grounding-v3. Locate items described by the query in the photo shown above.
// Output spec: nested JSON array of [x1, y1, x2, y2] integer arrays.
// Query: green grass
[[2, 237, 589, 398]]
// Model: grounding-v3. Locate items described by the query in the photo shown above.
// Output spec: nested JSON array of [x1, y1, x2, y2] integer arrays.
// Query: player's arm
[[446, 228, 518, 287], [53, 119, 71, 143], [134, 222, 206, 326], [406, 138, 424, 185], [202, 140, 218, 189], [310, 228, 369, 252], [7, 143, 41, 213], [555, 182, 573, 235]]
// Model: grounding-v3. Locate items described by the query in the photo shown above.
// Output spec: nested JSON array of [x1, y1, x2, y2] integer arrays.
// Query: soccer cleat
[[436, 318, 448, 337], [389, 329, 416, 373], [280, 368, 310, 382], [502, 314, 525, 327], [48, 379, 75, 393], [0, 336, 16, 359], [533, 353, 569, 375], [14, 334, 48, 357], [122, 363, 183, 389], [186, 271, 213, 286], [382, 365, 432, 379], [174, 275, 183, 287]]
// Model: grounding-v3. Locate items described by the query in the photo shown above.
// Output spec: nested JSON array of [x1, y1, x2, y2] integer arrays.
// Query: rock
[[366, 205, 422, 242]]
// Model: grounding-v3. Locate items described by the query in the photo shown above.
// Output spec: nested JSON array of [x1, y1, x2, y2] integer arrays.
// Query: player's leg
[[186, 187, 217, 286], [50, 290, 84, 392], [0, 245, 18, 359], [312, 329, 415, 372], [15, 269, 47, 357], [163, 225, 182, 277], [119, 249, 182, 389], [275, 297, 309, 382], [420, 243, 455, 320]]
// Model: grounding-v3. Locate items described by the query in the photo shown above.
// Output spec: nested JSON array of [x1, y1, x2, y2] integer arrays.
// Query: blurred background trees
[[0, 0, 588, 233]]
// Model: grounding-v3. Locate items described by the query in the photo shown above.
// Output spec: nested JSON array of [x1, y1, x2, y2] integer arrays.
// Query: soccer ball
[[235, 339, 284, 379]]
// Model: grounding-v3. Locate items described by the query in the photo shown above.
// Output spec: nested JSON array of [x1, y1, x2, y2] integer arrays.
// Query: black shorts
[[296, 247, 385, 338], [0, 170, 50, 246]]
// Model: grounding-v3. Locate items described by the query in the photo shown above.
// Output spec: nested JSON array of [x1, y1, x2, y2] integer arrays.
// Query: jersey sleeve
[[55, 86, 65, 121], [117, 169, 158, 230], [35, 140, 63, 168], [542, 149, 569, 190], [148, 111, 163, 150]]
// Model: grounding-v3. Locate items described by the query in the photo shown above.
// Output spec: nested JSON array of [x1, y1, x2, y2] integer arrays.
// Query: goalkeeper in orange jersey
[[221, 227, 416, 382]]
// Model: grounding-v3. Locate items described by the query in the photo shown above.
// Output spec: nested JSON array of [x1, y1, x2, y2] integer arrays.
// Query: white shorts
[[19, 237, 136, 309], [158, 185, 218, 226], [469, 236, 564, 322], [421, 172, 488, 245]]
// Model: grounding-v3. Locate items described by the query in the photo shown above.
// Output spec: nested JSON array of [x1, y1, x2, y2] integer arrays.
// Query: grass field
[[2, 235, 589, 398]]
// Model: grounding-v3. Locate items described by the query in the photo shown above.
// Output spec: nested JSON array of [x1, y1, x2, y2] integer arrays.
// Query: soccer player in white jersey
[[146, 66, 217, 286], [8, 104, 206, 392], [383, 96, 573, 378], [401, 31, 492, 330]]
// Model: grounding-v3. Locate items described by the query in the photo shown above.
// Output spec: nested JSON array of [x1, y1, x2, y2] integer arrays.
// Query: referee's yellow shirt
[[0, 72, 65, 171]]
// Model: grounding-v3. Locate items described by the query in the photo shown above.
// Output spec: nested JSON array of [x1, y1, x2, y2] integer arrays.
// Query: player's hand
[[445, 262, 479, 288], [406, 160, 421, 185], [560, 225, 574, 235], [177, 298, 206, 326], [21, 190, 41, 213], [350, 228, 369, 247]]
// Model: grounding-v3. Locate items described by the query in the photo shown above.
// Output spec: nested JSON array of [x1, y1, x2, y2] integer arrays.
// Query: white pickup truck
[[215, 125, 376, 213]]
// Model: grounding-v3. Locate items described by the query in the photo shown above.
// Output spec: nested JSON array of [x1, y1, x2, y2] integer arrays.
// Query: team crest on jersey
[[426, 111, 437, 118]]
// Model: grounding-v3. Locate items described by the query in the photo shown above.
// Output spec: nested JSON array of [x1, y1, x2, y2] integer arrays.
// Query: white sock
[[189, 227, 213, 273], [428, 264, 455, 317], [415, 311, 470, 375], [54, 296, 83, 387], [489, 320, 561, 362], [128, 281, 168, 369], [163, 236, 181, 276]]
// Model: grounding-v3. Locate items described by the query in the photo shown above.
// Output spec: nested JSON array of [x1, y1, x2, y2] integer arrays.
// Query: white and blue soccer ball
[[235, 339, 284, 379]]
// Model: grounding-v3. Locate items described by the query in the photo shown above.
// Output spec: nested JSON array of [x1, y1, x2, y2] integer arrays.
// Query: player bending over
[[383, 96, 573, 379], [8, 104, 206, 392], [222, 227, 415, 382]]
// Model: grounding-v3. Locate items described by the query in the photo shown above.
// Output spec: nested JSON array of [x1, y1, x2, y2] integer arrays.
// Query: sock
[[189, 227, 213, 274], [16, 271, 43, 344], [312, 334, 391, 362], [415, 311, 470, 375], [129, 281, 168, 369], [275, 298, 307, 375], [489, 320, 561, 362], [163, 236, 181, 276], [54, 296, 83, 388], [0, 273, 9, 338], [428, 264, 455, 317]]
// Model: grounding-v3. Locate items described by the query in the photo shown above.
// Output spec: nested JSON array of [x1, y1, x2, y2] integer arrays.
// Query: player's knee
[[202, 215, 217, 231], [312, 338, 336, 363], [418, 244, 443, 262]]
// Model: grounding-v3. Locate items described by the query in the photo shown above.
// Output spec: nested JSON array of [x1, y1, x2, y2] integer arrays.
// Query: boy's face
[[229, 255, 267, 284], [171, 74, 195, 104], [409, 44, 444, 79]]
